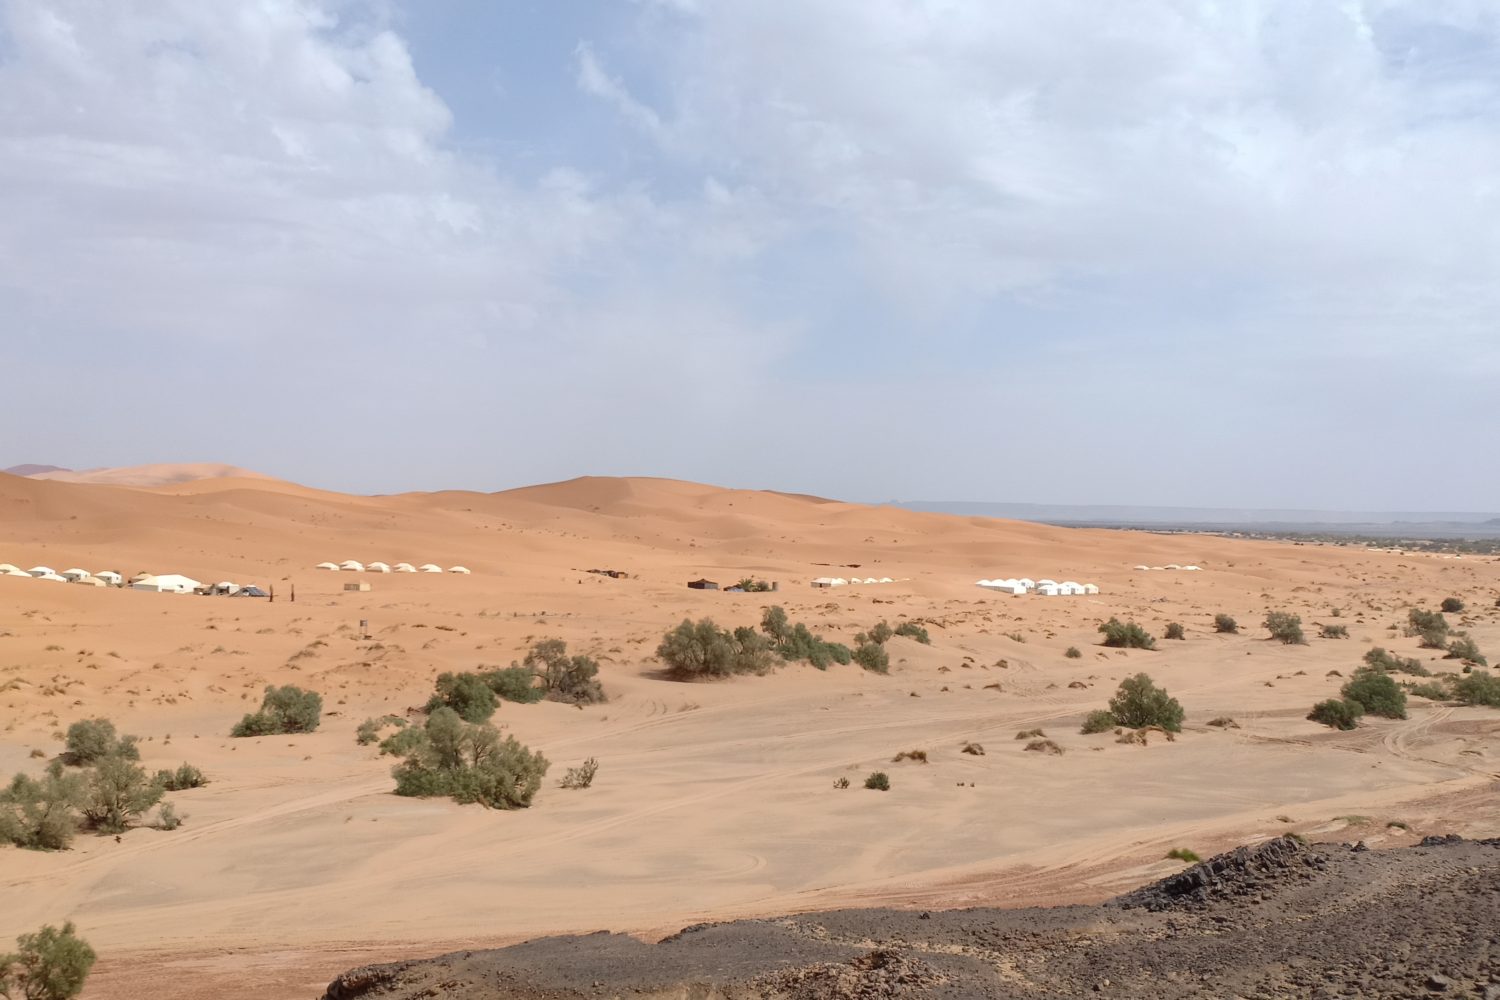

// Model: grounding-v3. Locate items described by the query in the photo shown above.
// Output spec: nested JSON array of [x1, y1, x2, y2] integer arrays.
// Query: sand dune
[[24, 462, 273, 488], [0, 472, 1496, 1000]]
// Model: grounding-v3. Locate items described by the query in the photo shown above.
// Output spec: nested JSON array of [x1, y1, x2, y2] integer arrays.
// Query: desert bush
[[0, 763, 85, 851], [1406, 608, 1450, 649], [389, 708, 549, 809], [1206, 716, 1239, 728], [1165, 848, 1201, 863], [522, 639, 605, 704], [1319, 624, 1349, 639], [1452, 670, 1500, 707], [852, 639, 890, 674], [1363, 647, 1428, 676], [866, 621, 895, 645], [1440, 596, 1465, 613], [1164, 622, 1185, 640], [1064, 646, 1081, 659], [1025, 739, 1063, 755], [1014, 728, 1046, 740], [80, 755, 162, 834], [153, 801, 184, 831], [1098, 618, 1156, 650], [960, 742, 985, 755], [864, 771, 890, 791], [483, 666, 546, 704], [891, 750, 928, 763], [0, 921, 96, 1000], [426, 672, 498, 724], [559, 758, 599, 790], [1405, 680, 1452, 702], [735, 578, 773, 592], [1308, 698, 1364, 730], [1213, 613, 1239, 634], [1263, 611, 1305, 645], [1445, 635, 1487, 666], [63, 718, 138, 765], [1108, 673, 1185, 732], [378, 725, 426, 758], [230, 685, 322, 737], [1080, 710, 1118, 734], [893, 621, 931, 644], [356, 718, 381, 745], [658, 619, 772, 680], [762, 607, 852, 669], [1341, 668, 1407, 720], [833, 776, 851, 789], [153, 763, 207, 791]]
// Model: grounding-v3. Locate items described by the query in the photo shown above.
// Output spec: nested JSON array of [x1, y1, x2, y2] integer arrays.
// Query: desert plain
[[1, 466, 1497, 999]]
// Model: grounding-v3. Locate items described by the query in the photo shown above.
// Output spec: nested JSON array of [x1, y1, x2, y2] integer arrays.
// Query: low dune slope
[[26, 462, 272, 487]]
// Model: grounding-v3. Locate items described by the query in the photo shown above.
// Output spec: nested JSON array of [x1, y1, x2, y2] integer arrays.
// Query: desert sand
[[1, 469, 1497, 999]]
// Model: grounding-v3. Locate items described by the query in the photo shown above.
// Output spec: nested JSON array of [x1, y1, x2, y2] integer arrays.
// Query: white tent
[[0, 563, 21, 574], [448, 566, 471, 574], [0, 567, 29, 578], [1164, 564, 1182, 571], [131, 574, 201, 594], [393, 562, 417, 573], [95, 571, 123, 585], [70, 576, 106, 587], [212, 581, 241, 595], [316, 562, 340, 571], [1059, 582, 1084, 596], [367, 561, 391, 573], [1017, 578, 1036, 588], [34, 572, 68, 583], [60, 568, 91, 581], [27, 566, 56, 578], [879, 577, 894, 584], [1082, 583, 1100, 595], [1036, 583, 1061, 596], [1133, 565, 1151, 571], [339, 560, 365, 572], [1182, 565, 1202, 571], [811, 577, 846, 587], [418, 564, 443, 573], [1036, 579, 1057, 589], [990, 582, 1027, 595]]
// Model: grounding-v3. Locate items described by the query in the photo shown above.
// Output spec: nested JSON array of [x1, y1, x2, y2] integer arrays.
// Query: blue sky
[[2, 0, 1498, 508]]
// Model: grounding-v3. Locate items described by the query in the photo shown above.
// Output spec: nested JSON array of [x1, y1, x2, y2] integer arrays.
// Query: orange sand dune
[[0, 472, 1497, 1000], [26, 462, 273, 488]]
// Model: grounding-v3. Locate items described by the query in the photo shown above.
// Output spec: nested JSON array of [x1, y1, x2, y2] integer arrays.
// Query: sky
[[2, 0, 1498, 508]]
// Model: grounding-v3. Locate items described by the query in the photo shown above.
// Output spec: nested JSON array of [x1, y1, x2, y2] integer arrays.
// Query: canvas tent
[[233, 585, 269, 598], [316, 562, 340, 571], [70, 576, 106, 587], [1036, 583, 1061, 596], [61, 568, 91, 581], [811, 577, 846, 588], [339, 560, 365, 572], [34, 572, 68, 583], [448, 566, 471, 575], [0, 564, 20, 574], [211, 582, 241, 595], [132, 574, 201, 594], [1082, 583, 1100, 595], [393, 563, 416, 573], [0, 567, 29, 578], [367, 562, 391, 573], [95, 571, 123, 585], [27, 566, 56, 577], [418, 564, 443, 573]]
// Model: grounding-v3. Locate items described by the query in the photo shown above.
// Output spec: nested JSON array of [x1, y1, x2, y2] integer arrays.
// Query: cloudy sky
[[2, 1, 1497, 508]]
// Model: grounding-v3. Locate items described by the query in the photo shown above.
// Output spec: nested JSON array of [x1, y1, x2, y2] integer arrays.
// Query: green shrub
[[761, 608, 850, 669], [864, 771, 890, 791], [735, 578, 773, 592], [1064, 646, 1081, 659], [1341, 668, 1407, 720], [1363, 647, 1428, 676], [1108, 674, 1185, 732], [1015, 728, 1045, 740], [893, 622, 931, 644], [657, 619, 773, 679], [389, 707, 549, 809], [852, 640, 890, 674], [425, 672, 498, 724], [1406, 609, 1450, 649], [891, 749, 928, 763], [1080, 710, 1118, 735], [1213, 613, 1239, 634], [1098, 618, 1156, 650], [80, 755, 163, 834], [64, 718, 138, 765], [1452, 670, 1500, 707], [1308, 698, 1364, 730], [1319, 624, 1349, 639], [153, 763, 207, 791], [1445, 635, 1487, 666], [1164, 623, 1185, 640], [154, 801, 184, 831], [1165, 848, 1201, 863], [559, 758, 599, 790], [523, 639, 606, 704], [484, 665, 546, 704], [1440, 597, 1464, 613], [230, 685, 322, 737], [378, 725, 426, 758], [1405, 680, 1451, 702], [867, 621, 895, 645], [0, 763, 85, 851], [357, 716, 406, 746], [1263, 611, 1305, 645], [0, 922, 96, 1000]]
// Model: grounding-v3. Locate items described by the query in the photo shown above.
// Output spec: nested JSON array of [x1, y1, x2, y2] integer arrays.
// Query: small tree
[[153, 764, 207, 791], [1164, 623, 1185, 640], [1341, 668, 1407, 720], [1064, 646, 1082, 659], [867, 621, 894, 646], [852, 640, 889, 674], [864, 772, 890, 791], [1263, 611, 1305, 645], [425, 672, 498, 724], [231, 686, 322, 737], [1452, 669, 1500, 707], [893, 622, 931, 644], [1406, 609, 1450, 649], [1440, 597, 1465, 613], [522, 639, 605, 704], [63, 719, 138, 765], [559, 758, 599, 790], [0, 763, 85, 851], [1445, 635, 1487, 666], [0, 922, 96, 1000], [1098, 618, 1156, 650], [484, 666, 546, 704], [1080, 710, 1117, 734], [389, 708, 549, 809], [1363, 647, 1428, 676], [1319, 623, 1349, 639], [1308, 699, 1364, 731], [80, 756, 163, 834], [1213, 614, 1239, 634], [1107, 674, 1184, 732], [657, 619, 772, 679]]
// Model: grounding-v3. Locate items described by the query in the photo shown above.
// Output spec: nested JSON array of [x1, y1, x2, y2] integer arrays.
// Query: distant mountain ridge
[[891, 500, 1500, 525], [2, 463, 70, 476]]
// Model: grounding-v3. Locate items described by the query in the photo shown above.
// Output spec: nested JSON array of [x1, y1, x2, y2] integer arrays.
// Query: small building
[[367, 561, 392, 573], [234, 585, 269, 598], [1036, 583, 1061, 597], [27, 566, 56, 578], [95, 571, 123, 585], [1059, 582, 1084, 596], [60, 568, 92, 581], [131, 574, 201, 594], [448, 566, 471, 575], [1082, 583, 1100, 595], [687, 578, 719, 590], [70, 575, 106, 587], [34, 572, 68, 583], [210, 581, 241, 595], [393, 562, 417, 573], [0, 566, 29, 577], [339, 560, 365, 572], [1016, 578, 1036, 589], [344, 580, 372, 593], [316, 562, 340, 571]]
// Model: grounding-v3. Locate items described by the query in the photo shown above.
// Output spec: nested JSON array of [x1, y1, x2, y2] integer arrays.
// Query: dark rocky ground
[[322, 835, 1500, 999]]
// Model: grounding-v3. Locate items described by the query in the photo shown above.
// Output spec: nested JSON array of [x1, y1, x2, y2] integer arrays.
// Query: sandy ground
[[1, 469, 1497, 998]]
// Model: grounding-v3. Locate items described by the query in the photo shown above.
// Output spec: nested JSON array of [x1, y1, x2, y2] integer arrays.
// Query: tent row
[[811, 576, 895, 587], [1, 564, 125, 586], [315, 561, 470, 574], [0, 565, 266, 596], [977, 578, 1100, 596], [1132, 564, 1202, 571]]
